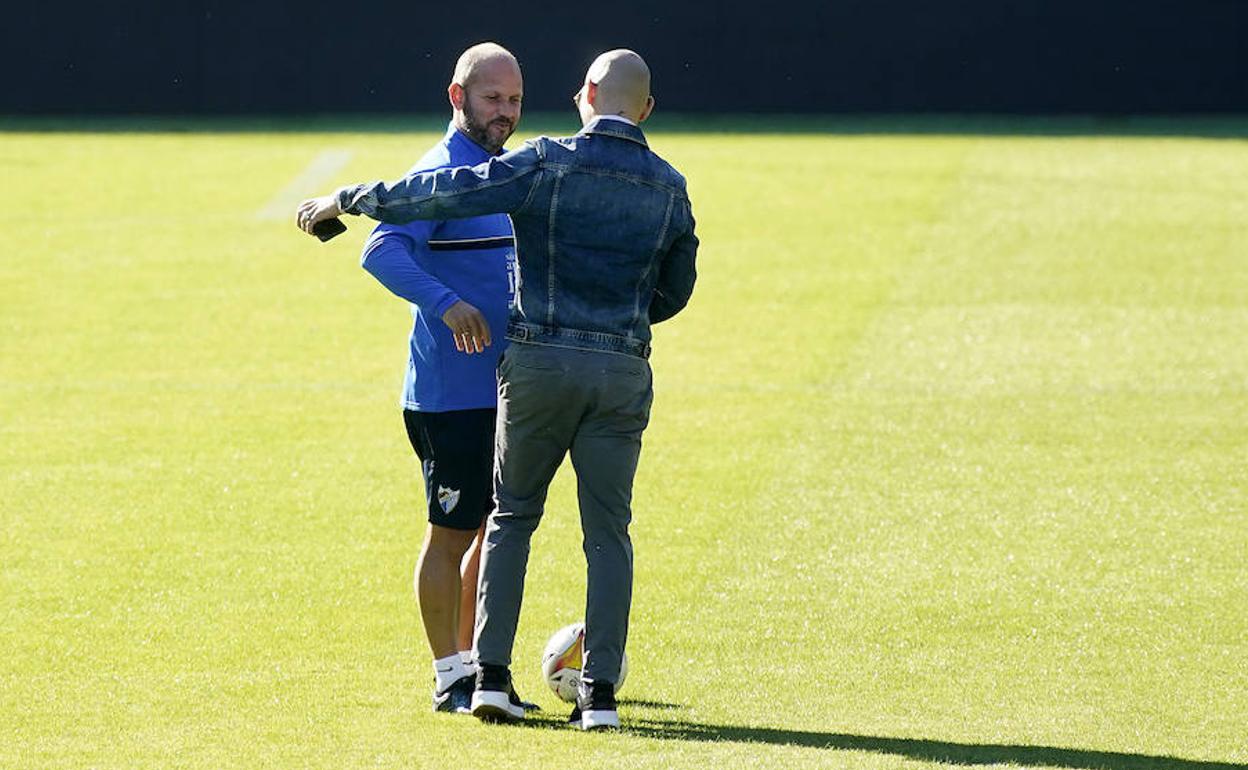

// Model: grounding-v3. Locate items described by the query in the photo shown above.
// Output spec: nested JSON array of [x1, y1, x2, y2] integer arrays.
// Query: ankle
[[476, 663, 511, 690], [433, 653, 470, 692]]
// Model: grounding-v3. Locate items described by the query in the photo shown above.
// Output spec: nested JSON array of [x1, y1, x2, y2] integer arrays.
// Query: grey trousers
[[474, 341, 653, 685]]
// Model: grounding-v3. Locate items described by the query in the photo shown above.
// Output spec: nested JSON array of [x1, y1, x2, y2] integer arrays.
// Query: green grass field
[[2, 118, 1246, 769]]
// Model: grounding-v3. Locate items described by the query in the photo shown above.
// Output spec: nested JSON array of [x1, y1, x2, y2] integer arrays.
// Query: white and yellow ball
[[540, 621, 629, 703]]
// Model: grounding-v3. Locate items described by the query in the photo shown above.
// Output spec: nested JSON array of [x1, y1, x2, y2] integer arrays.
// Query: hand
[[296, 195, 344, 235], [441, 300, 492, 354]]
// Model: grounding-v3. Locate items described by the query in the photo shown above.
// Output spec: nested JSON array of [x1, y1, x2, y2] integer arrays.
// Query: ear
[[585, 81, 599, 107], [448, 82, 466, 111], [638, 95, 655, 123]]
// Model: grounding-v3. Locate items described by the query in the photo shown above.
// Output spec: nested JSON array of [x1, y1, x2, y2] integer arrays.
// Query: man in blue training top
[[356, 42, 530, 715], [299, 49, 698, 730]]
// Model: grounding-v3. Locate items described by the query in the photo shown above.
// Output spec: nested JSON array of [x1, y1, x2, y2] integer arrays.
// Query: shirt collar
[[593, 114, 638, 127], [580, 116, 649, 147], [445, 121, 501, 163]]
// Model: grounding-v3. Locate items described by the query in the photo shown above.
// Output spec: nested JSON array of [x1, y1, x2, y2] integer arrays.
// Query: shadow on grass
[[617, 698, 682, 710], [514, 712, 1243, 770], [621, 719, 1245, 770]]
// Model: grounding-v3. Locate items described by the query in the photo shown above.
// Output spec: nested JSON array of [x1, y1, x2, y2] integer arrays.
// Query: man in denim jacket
[[298, 49, 698, 730]]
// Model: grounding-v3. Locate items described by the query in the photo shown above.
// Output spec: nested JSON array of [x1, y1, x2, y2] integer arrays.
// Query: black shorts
[[403, 408, 497, 531]]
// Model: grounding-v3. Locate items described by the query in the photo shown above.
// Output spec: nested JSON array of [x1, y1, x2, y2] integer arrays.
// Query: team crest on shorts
[[437, 485, 461, 514]]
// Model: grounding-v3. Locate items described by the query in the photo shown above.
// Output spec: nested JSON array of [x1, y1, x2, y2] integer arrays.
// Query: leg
[[403, 409, 496, 664], [457, 523, 486, 654], [474, 344, 586, 668], [416, 523, 478, 659], [570, 355, 653, 686]]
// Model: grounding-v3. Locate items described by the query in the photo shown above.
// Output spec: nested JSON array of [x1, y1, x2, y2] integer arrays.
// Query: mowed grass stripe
[[255, 149, 354, 221]]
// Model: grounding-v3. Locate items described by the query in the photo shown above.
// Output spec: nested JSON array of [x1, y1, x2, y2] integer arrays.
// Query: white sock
[[433, 653, 469, 693], [458, 650, 476, 671]]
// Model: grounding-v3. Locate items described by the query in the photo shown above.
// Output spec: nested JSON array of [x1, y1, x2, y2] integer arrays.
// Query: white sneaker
[[573, 680, 618, 730], [470, 665, 526, 723]]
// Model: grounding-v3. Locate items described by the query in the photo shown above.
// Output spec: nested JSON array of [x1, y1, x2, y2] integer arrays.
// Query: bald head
[[452, 42, 520, 90], [578, 49, 654, 124]]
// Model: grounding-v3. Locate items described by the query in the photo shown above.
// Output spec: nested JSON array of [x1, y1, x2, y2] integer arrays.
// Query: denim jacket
[[337, 118, 698, 358]]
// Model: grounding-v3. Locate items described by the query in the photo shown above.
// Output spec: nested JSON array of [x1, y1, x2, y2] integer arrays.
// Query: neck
[[587, 111, 637, 126]]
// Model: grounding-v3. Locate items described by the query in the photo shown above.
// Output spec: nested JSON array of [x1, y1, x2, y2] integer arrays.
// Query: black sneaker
[[432, 673, 474, 714], [470, 664, 527, 723], [570, 679, 618, 730]]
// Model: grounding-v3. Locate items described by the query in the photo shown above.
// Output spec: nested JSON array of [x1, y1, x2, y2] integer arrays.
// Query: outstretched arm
[[297, 143, 541, 234]]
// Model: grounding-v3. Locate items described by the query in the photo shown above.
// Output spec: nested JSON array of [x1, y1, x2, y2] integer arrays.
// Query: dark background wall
[[4, 0, 1244, 114]]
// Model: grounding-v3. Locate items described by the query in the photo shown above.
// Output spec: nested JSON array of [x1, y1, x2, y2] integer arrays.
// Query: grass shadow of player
[[616, 718, 1245, 770], [514, 698, 684, 729], [617, 698, 682, 710]]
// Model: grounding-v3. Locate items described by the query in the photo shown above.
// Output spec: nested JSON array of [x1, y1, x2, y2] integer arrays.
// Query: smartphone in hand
[[311, 217, 348, 242]]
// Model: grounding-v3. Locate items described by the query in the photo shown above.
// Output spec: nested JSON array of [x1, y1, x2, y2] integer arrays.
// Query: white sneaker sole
[[581, 709, 619, 730], [471, 690, 525, 723]]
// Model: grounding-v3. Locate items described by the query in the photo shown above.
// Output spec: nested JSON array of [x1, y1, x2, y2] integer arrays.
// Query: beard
[[461, 99, 516, 154]]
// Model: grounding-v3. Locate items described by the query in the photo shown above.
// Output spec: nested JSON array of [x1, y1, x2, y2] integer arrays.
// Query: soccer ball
[[540, 621, 628, 703]]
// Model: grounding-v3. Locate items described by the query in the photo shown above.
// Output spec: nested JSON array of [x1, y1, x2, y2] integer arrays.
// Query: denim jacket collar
[[580, 117, 649, 148]]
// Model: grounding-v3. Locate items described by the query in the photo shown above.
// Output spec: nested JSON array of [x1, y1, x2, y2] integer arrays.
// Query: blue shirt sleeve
[[359, 221, 461, 318]]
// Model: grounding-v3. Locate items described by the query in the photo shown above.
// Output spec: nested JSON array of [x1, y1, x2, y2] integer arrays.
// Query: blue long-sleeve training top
[[360, 123, 516, 412]]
